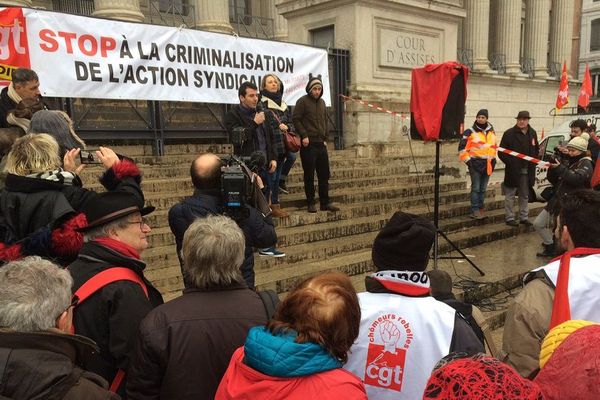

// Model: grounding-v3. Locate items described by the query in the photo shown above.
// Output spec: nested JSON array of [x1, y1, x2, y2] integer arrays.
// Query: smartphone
[[80, 150, 101, 164]]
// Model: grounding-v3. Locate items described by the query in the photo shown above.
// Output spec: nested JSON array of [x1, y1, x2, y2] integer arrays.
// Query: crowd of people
[[1, 67, 600, 400]]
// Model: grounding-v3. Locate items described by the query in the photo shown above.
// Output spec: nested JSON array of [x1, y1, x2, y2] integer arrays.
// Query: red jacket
[[215, 348, 367, 400]]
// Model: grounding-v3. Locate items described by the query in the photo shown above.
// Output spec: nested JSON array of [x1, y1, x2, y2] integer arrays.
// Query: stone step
[[144, 201, 543, 297]]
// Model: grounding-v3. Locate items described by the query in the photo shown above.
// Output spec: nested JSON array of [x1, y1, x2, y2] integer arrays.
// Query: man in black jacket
[[168, 153, 278, 289], [499, 111, 539, 227], [69, 192, 164, 399], [127, 215, 270, 400], [224, 81, 277, 173], [0, 68, 41, 127]]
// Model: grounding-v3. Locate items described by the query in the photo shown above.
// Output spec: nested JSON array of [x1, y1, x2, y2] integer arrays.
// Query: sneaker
[[520, 219, 533, 226], [258, 247, 286, 257], [307, 203, 317, 213], [469, 212, 477, 219], [506, 220, 519, 227], [279, 181, 290, 194], [320, 203, 340, 212]]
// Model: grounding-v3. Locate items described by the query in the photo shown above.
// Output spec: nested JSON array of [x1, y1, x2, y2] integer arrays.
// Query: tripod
[[432, 140, 485, 276]]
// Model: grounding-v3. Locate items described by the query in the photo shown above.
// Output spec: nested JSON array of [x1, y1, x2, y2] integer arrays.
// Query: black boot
[[536, 243, 556, 257]]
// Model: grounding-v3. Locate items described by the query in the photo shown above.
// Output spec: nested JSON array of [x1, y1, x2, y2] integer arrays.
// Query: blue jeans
[[469, 165, 490, 212], [280, 151, 297, 182], [267, 155, 286, 204]]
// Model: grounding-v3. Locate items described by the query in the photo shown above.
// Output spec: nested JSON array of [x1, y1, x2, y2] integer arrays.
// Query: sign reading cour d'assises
[[0, 7, 331, 105]]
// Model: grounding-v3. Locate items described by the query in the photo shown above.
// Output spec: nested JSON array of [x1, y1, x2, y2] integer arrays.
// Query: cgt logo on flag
[[0, 7, 31, 84], [364, 315, 414, 392]]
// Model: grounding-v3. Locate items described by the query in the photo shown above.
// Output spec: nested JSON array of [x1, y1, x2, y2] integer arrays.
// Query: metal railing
[[548, 62, 561, 79], [457, 48, 473, 70], [52, 0, 94, 15], [520, 58, 535, 78], [490, 53, 506, 74], [231, 15, 273, 39], [149, 0, 195, 28]]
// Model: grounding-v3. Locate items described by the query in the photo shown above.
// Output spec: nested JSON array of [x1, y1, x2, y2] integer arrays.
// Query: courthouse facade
[[6, 0, 583, 145]]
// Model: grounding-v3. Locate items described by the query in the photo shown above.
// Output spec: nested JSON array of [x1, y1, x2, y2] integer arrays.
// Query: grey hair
[[182, 214, 245, 289], [4, 133, 61, 175], [84, 214, 134, 242], [0, 256, 72, 332], [12, 68, 38, 85]]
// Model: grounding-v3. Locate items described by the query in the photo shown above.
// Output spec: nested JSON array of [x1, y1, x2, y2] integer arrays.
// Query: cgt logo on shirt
[[364, 314, 413, 392]]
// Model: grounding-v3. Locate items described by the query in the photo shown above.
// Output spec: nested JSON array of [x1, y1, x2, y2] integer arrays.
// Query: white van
[[532, 114, 600, 201]]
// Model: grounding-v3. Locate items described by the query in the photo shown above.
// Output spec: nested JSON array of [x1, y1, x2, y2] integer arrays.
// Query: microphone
[[255, 94, 264, 113]]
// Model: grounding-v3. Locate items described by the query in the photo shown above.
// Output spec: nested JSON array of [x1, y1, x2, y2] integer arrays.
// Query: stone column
[[495, 0, 522, 75], [524, 0, 551, 78], [194, 0, 234, 34], [92, 0, 144, 23], [463, 0, 490, 71], [549, 0, 574, 71], [270, 0, 288, 41]]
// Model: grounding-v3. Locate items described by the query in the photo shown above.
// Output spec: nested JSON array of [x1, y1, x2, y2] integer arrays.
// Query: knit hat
[[566, 132, 590, 152], [372, 211, 436, 271], [535, 324, 600, 400], [423, 353, 545, 400], [476, 109, 488, 118], [29, 110, 86, 156], [305, 73, 323, 93], [539, 319, 596, 369]]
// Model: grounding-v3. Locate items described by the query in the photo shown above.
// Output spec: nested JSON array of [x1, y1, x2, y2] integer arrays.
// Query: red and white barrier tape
[[340, 94, 550, 167], [339, 94, 410, 120]]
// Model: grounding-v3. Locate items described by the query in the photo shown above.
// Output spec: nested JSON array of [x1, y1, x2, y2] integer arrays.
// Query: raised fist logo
[[379, 320, 401, 354]]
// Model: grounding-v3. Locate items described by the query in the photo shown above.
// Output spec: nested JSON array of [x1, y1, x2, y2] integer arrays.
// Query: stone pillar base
[[193, 22, 234, 34], [2, 0, 31, 5], [93, 9, 144, 23]]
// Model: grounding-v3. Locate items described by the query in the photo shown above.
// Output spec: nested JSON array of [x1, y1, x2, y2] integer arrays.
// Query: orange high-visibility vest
[[459, 128, 497, 175]]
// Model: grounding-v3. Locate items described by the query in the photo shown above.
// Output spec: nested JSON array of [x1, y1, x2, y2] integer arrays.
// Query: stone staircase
[[78, 142, 544, 342]]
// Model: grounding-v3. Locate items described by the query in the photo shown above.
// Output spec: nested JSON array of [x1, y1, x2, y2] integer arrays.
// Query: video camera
[[220, 152, 267, 220]]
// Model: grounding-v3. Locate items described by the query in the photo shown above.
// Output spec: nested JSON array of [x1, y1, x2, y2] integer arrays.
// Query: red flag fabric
[[556, 62, 569, 110], [579, 64, 593, 111]]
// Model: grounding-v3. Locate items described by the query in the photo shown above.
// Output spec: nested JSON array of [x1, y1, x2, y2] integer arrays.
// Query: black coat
[[0, 86, 16, 128], [0, 162, 143, 265], [224, 105, 276, 162], [68, 242, 163, 398], [498, 125, 539, 188], [0, 330, 119, 400], [168, 189, 277, 289], [546, 155, 593, 214], [126, 283, 269, 400]]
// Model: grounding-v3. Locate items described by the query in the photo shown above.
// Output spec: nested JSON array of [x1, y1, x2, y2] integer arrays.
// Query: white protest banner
[[0, 7, 331, 105]]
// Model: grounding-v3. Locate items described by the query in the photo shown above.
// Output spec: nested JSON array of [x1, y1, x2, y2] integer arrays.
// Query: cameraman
[[168, 153, 277, 289]]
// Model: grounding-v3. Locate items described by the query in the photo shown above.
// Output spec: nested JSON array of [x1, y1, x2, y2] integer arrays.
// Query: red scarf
[[93, 237, 141, 260], [550, 247, 600, 328]]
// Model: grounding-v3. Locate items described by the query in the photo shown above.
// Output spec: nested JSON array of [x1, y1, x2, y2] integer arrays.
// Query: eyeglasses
[[56, 296, 79, 320], [127, 219, 149, 229]]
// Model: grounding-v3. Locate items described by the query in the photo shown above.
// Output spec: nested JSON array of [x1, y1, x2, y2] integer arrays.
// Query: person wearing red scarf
[[68, 191, 163, 399], [503, 190, 600, 379]]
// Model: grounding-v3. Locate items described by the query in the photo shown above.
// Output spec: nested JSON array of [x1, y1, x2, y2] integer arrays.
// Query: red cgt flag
[[579, 64, 593, 111], [556, 61, 569, 110]]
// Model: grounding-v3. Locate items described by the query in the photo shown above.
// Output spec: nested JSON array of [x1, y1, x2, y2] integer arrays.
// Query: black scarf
[[260, 89, 283, 107]]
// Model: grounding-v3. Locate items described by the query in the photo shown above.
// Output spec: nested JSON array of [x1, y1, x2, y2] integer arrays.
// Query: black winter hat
[[78, 191, 155, 232], [476, 109, 489, 118], [372, 211, 436, 271], [305, 73, 323, 93]]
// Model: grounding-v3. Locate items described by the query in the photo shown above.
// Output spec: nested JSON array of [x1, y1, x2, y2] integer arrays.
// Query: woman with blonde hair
[[0, 133, 145, 265], [260, 74, 297, 218], [216, 272, 367, 399]]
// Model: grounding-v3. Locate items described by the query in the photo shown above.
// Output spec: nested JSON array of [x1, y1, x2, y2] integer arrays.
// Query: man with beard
[[502, 190, 600, 378]]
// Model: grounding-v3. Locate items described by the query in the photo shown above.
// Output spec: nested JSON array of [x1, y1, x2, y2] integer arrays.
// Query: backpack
[[71, 267, 148, 393]]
